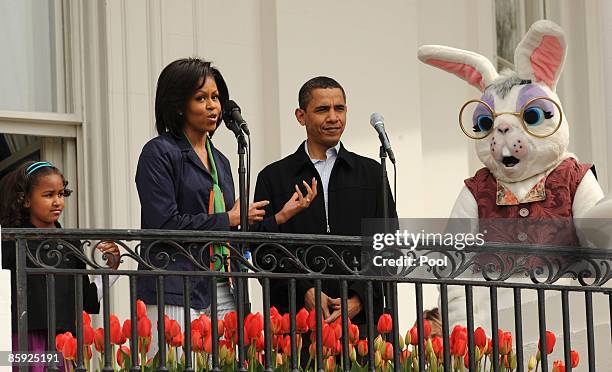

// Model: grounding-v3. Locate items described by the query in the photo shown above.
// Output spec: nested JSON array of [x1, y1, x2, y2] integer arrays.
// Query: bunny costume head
[[419, 20, 569, 183]]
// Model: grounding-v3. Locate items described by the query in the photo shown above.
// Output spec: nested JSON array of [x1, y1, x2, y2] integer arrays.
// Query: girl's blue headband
[[25, 161, 54, 176]]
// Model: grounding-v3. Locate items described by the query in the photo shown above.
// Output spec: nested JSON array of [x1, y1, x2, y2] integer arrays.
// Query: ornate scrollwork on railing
[[296, 245, 358, 274], [358, 245, 612, 287], [25, 239, 101, 269], [250, 242, 310, 273], [6, 230, 611, 288]]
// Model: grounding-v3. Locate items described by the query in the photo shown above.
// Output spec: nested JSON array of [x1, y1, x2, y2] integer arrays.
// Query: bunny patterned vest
[[464, 158, 592, 247]]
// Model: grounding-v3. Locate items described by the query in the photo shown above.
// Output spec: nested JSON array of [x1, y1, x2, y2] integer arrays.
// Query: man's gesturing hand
[[275, 178, 318, 225]]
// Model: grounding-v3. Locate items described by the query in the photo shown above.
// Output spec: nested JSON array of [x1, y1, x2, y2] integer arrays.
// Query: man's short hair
[[298, 76, 346, 110]]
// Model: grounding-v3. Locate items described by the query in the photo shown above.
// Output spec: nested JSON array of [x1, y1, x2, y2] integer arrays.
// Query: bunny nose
[[496, 123, 512, 134]]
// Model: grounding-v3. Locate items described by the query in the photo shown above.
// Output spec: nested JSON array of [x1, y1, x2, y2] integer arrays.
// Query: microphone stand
[[379, 146, 392, 314], [236, 132, 251, 314]]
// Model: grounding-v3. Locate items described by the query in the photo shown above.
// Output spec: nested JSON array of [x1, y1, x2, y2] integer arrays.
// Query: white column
[[0, 226, 12, 353]]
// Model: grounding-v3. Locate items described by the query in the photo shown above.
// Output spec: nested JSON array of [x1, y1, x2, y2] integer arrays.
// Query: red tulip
[[136, 300, 147, 319], [348, 324, 359, 344], [94, 328, 105, 352], [308, 310, 323, 332], [170, 332, 183, 347], [217, 319, 225, 337], [382, 342, 393, 361], [62, 335, 77, 361], [331, 322, 342, 340], [200, 314, 212, 336], [224, 327, 238, 345], [56, 332, 69, 352], [296, 308, 309, 333], [321, 324, 337, 350], [464, 353, 470, 369], [204, 334, 213, 354], [122, 319, 132, 340], [281, 313, 290, 334], [282, 335, 292, 356], [137, 316, 152, 339], [224, 311, 237, 335], [110, 315, 125, 345], [538, 330, 556, 355], [552, 360, 565, 372], [409, 326, 418, 346], [432, 336, 443, 358], [273, 335, 283, 350], [270, 306, 280, 317], [191, 314, 211, 338], [334, 340, 342, 356], [85, 345, 92, 360], [474, 327, 487, 349], [192, 330, 203, 352], [357, 340, 368, 357], [244, 312, 264, 342], [255, 332, 265, 352], [271, 311, 283, 335], [450, 326, 467, 356], [83, 311, 91, 327], [325, 356, 335, 371], [83, 324, 95, 346], [571, 350, 579, 368], [498, 329, 512, 355], [377, 314, 392, 334], [400, 349, 411, 364], [165, 318, 181, 344], [116, 345, 130, 367], [423, 319, 432, 339]]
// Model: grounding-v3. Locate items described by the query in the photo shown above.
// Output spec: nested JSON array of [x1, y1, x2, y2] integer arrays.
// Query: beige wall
[[77, 0, 611, 363], [90, 0, 491, 330]]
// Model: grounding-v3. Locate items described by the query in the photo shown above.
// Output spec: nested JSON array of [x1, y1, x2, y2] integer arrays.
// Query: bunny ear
[[418, 45, 498, 92], [514, 20, 566, 90]]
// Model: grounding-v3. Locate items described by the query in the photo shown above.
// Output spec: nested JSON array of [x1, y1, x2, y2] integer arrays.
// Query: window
[[495, 0, 547, 70], [0, 0, 82, 227]]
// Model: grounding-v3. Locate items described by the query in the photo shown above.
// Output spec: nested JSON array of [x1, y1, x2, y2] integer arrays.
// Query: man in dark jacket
[[253, 76, 397, 325]]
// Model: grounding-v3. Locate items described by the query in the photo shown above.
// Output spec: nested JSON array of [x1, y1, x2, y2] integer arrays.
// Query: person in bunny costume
[[418, 20, 611, 328]]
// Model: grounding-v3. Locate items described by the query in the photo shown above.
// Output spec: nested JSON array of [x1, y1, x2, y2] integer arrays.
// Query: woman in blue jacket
[[135, 58, 268, 354]]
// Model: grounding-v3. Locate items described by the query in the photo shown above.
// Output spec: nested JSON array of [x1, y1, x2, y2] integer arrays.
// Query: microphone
[[223, 114, 243, 138], [223, 100, 250, 135], [370, 113, 396, 164]]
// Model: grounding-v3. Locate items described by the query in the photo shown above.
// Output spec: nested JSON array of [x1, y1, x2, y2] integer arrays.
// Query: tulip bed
[[54, 301, 580, 372]]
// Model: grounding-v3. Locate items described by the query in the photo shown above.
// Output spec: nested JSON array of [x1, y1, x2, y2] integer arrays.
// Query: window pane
[[495, 0, 521, 69], [0, 0, 69, 113], [0, 134, 40, 180]]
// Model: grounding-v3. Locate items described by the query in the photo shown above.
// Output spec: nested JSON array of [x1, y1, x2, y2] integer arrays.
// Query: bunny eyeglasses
[[459, 96, 563, 140]]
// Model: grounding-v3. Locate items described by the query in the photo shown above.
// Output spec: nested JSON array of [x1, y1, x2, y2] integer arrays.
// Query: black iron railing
[[1, 229, 611, 372]]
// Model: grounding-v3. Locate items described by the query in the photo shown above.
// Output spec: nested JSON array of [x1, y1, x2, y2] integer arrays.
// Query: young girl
[[0, 161, 120, 370]]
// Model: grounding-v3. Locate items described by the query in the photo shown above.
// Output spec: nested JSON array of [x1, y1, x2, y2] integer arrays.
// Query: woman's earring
[[178, 112, 183, 116]]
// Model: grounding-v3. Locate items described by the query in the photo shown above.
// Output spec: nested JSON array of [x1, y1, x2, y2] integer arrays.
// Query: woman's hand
[[228, 199, 270, 227], [97, 241, 120, 269], [275, 178, 318, 225]]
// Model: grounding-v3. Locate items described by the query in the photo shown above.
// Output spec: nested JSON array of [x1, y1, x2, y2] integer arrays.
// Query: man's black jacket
[[253, 142, 397, 324]]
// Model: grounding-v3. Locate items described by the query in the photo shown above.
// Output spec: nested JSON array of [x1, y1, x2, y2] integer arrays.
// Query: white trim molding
[[0, 110, 80, 137]]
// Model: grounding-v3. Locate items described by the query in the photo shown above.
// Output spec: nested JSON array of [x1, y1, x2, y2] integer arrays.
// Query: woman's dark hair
[[0, 161, 72, 227], [155, 58, 230, 137]]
